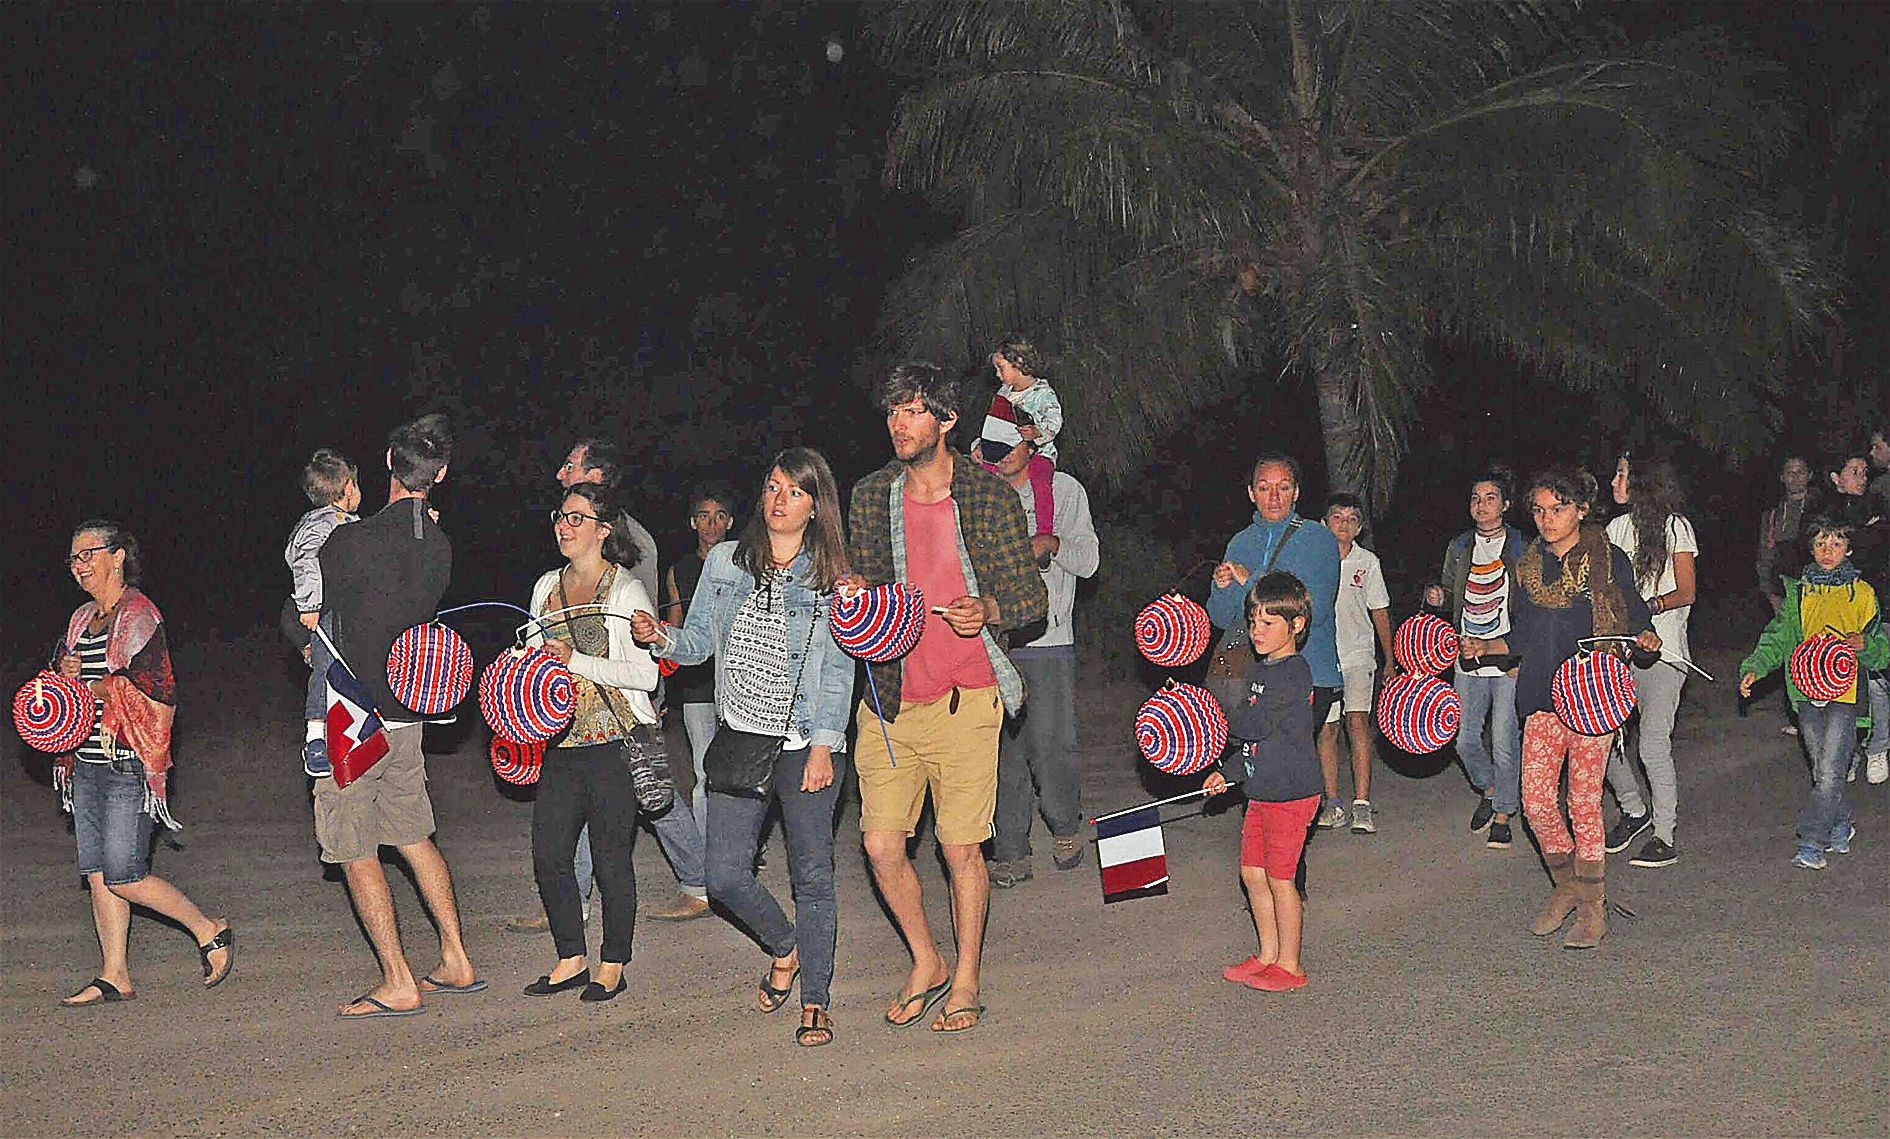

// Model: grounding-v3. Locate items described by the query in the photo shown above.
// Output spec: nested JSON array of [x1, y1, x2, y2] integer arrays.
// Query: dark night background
[[4, 2, 1886, 670]]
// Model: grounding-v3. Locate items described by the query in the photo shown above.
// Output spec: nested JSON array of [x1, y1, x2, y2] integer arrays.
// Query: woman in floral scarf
[[1458, 469, 1660, 951], [52, 520, 232, 1006]]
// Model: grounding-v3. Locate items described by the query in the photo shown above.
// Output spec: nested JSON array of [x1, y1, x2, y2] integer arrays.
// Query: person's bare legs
[[1318, 720, 1343, 801], [863, 830, 948, 1022], [1345, 711, 1375, 802], [932, 841, 988, 1028], [108, 874, 230, 986], [337, 856, 420, 1014], [397, 838, 476, 988], [63, 873, 135, 1003], [1240, 865, 1278, 967], [1266, 874, 1305, 977]]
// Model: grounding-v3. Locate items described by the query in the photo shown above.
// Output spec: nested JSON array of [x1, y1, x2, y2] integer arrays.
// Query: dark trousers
[[994, 649, 1083, 862], [533, 742, 638, 963], [704, 746, 843, 1008]]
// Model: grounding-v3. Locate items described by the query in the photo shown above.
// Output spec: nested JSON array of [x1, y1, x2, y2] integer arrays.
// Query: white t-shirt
[[1458, 531, 1515, 679], [1606, 513, 1698, 656], [1335, 544, 1390, 671]]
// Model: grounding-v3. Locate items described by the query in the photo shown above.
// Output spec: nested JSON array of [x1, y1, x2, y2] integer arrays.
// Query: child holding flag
[[1204, 572, 1322, 992]]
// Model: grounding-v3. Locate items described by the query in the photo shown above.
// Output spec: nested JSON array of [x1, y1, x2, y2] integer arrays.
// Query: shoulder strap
[[1261, 519, 1305, 576]]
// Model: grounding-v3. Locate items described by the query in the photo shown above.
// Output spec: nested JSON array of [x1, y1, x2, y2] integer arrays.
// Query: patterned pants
[[1520, 711, 1614, 862]]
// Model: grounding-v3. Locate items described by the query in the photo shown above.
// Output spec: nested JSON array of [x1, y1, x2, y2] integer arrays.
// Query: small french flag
[[1096, 804, 1169, 904]]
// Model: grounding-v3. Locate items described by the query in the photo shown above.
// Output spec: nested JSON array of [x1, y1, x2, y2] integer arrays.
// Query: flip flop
[[930, 1003, 985, 1033], [338, 993, 426, 1020], [757, 964, 801, 1013], [419, 975, 489, 995], [198, 923, 235, 988], [61, 977, 134, 1007], [884, 978, 950, 1028]]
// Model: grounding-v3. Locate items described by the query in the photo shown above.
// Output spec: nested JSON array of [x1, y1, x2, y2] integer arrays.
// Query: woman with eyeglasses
[[630, 447, 856, 1046], [662, 481, 738, 836], [520, 482, 664, 1002], [1457, 468, 1660, 951], [51, 521, 233, 1006]]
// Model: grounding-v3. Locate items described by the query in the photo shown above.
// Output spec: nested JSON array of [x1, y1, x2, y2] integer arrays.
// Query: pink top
[[900, 492, 997, 703]]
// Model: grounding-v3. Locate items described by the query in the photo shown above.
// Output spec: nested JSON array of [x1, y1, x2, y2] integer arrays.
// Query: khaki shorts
[[1340, 664, 1377, 715], [855, 686, 1001, 846], [313, 724, 435, 864]]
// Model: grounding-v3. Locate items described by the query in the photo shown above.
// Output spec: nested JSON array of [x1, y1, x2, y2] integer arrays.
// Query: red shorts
[[1240, 796, 1321, 878]]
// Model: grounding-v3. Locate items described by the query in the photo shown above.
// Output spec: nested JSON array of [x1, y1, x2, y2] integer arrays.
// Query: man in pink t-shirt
[[845, 362, 1046, 1035]]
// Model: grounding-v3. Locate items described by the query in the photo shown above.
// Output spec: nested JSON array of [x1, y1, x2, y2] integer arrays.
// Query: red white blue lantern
[[490, 734, 545, 786], [1135, 683, 1228, 776], [13, 671, 96, 754], [830, 583, 926, 663], [1135, 594, 1212, 669], [1552, 650, 1638, 736], [1789, 634, 1857, 703], [478, 646, 575, 744], [1375, 673, 1462, 754], [386, 623, 474, 716], [1392, 612, 1460, 675]]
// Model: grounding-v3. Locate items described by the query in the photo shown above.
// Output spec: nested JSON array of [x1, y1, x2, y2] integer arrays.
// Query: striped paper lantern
[[386, 623, 474, 716], [489, 733, 545, 786], [13, 671, 96, 754], [1392, 612, 1460, 675], [1375, 673, 1462, 754], [1135, 683, 1228, 776], [1788, 634, 1857, 703], [830, 583, 927, 663], [1135, 594, 1212, 668], [1552, 650, 1638, 736], [478, 646, 575, 744]]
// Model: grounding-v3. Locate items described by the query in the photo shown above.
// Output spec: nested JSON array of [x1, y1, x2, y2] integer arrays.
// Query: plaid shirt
[[848, 454, 1047, 720]]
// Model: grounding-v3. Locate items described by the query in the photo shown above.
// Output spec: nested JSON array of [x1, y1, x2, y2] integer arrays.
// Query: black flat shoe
[[579, 975, 627, 1003], [524, 969, 590, 996]]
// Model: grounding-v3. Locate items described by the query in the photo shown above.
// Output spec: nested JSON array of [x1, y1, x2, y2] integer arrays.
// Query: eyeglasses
[[68, 545, 113, 567], [692, 510, 732, 523], [550, 510, 603, 527]]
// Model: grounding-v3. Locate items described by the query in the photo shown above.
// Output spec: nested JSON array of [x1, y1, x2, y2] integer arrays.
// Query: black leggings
[[533, 742, 638, 963]]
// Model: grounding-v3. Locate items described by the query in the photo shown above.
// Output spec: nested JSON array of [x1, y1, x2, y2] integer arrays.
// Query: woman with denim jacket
[[631, 447, 855, 1047]]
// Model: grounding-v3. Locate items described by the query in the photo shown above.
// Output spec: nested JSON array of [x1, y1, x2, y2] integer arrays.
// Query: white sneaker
[[1869, 752, 1889, 785], [1315, 800, 1347, 829], [1349, 800, 1377, 834]]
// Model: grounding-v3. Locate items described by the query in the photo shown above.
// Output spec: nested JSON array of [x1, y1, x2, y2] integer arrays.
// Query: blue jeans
[[573, 798, 707, 903], [1454, 670, 1521, 816], [1795, 701, 1857, 848], [994, 649, 1083, 862], [1866, 673, 1888, 759], [304, 611, 337, 721], [704, 746, 843, 1008], [72, 758, 154, 886], [683, 702, 718, 835]]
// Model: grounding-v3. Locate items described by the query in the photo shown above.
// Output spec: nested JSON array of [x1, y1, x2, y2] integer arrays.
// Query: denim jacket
[[654, 542, 856, 753]]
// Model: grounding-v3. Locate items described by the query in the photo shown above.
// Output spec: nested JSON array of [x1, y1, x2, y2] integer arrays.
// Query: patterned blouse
[[541, 565, 627, 749]]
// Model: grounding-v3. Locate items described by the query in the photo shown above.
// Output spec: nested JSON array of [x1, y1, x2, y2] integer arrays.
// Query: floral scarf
[[55, 588, 181, 830], [1517, 523, 1630, 644]]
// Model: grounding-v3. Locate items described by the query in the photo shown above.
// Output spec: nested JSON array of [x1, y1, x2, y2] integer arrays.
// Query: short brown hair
[[1245, 571, 1311, 648], [302, 448, 358, 506], [994, 334, 1046, 378]]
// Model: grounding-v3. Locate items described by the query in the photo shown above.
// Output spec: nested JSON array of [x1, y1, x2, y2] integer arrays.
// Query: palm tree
[[869, 0, 1832, 508]]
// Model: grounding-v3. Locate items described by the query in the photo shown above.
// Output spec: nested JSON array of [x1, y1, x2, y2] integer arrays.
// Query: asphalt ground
[[2, 642, 1884, 1137]]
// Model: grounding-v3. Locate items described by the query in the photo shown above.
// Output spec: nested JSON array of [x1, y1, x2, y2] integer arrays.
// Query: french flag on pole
[[1096, 804, 1169, 904], [317, 627, 389, 789]]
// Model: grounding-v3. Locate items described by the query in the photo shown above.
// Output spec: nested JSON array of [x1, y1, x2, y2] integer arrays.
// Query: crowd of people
[[37, 343, 1888, 1029]]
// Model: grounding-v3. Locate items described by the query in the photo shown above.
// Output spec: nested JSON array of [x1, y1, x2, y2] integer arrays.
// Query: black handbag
[[599, 692, 675, 815], [704, 600, 820, 799]]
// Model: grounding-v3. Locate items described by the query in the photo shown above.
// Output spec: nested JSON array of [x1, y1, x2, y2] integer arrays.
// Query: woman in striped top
[[53, 521, 232, 1006]]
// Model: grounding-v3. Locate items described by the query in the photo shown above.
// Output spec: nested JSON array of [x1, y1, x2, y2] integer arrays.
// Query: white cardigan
[[527, 566, 661, 726]]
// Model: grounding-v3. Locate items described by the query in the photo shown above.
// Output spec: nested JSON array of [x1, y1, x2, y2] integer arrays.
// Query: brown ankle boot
[[1562, 859, 1607, 949], [1530, 852, 1578, 936]]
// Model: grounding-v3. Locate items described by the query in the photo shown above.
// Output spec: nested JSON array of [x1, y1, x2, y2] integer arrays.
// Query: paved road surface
[[2, 644, 1883, 1136]]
